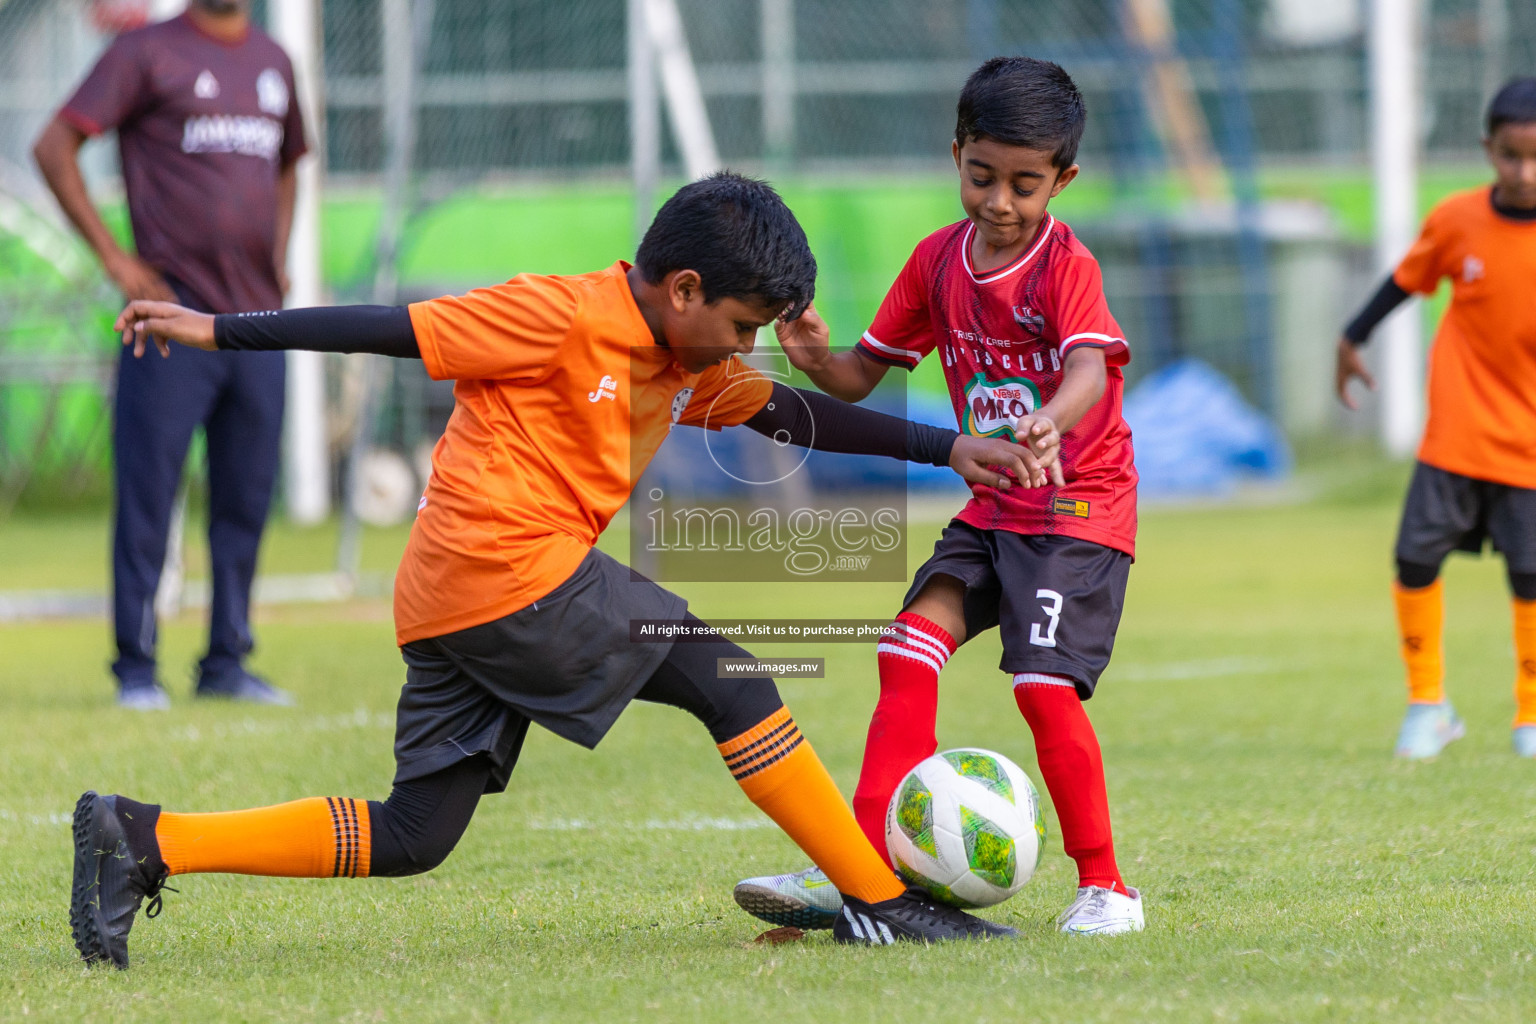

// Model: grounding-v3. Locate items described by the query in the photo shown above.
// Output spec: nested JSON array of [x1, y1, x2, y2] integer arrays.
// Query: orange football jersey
[[1394, 187, 1536, 488], [394, 262, 772, 644]]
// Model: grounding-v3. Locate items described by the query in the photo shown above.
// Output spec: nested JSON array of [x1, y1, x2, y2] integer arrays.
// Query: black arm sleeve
[[1342, 277, 1411, 346], [214, 305, 421, 358], [741, 382, 959, 467]]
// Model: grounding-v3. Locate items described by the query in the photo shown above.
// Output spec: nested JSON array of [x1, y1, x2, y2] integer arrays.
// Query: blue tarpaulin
[[1121, 358, 1290, 498]]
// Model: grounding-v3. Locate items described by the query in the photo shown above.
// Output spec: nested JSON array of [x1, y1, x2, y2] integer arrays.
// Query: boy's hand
[[114, 300, 217, 358], [1012, 413, 1066, 486], [774, 303, 832, 373], [949, 435, 1050, 490], [1334, 336, 1376, 410]]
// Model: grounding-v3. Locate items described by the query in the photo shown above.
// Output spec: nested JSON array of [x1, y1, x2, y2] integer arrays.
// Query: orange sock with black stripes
[[155, 798, 371, 878], [1394, 580, 1445, 705], [1513, 599, 1536, 727], [719, 707, 905, 904]]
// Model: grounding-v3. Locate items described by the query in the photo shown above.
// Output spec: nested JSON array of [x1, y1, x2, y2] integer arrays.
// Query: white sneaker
[[117, 684, 170, 711], [1057, 885, 1144, 936], [1514, 725, 1536, 758], [1395, 701, 1465, 759]]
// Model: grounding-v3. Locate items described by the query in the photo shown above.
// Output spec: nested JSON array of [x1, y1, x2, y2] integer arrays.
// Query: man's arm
[[272, 160, 298, 296], [115, 300, 420, 359], [742, 382, 1053, 490], [773, 304, 890, 402], [32, 116, 175, 302]]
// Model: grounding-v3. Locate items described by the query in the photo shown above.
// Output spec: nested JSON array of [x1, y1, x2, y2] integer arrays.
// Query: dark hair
[[1487, 77, 1536, 136], [955, 56, 1085, 170], [636, 172, 816, 320]]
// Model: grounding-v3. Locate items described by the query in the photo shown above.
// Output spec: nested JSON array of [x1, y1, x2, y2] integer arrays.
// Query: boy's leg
[[1513, 574, 1536, 753], [734, 525, 995, 927], [637, 623, 1015, 943], [72, 754, 500, 968], [635, 632, 902, 905], [847, 525, 998, 855], [849, 576, 967, 856], [1393, 562, 1445, 706], [1485, 482, 1536, 746], [996, 534, 1142, 934], [1011, 677, 1123, 893], [1392, 463, 1480, 758]]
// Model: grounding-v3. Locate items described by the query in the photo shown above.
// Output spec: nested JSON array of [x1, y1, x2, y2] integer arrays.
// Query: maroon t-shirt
[[60, 14, 307, 314]]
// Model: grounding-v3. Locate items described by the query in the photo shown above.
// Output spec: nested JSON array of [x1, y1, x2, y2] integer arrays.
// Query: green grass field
[[4, 463, 1536, 1022]]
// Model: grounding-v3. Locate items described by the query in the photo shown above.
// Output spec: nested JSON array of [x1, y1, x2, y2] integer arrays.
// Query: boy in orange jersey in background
[[1337, 78, 1536, 759], [70, 174, 1061, 968]]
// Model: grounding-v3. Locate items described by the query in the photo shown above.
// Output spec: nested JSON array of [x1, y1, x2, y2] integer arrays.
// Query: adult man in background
[[33, 0, 306, 709]]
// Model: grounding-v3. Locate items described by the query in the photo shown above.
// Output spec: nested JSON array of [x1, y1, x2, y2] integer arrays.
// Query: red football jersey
[[858, 216, 1137, 556]]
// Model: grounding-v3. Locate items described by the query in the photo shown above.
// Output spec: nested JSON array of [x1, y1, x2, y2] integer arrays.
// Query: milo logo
[[961, 373, 1042, 439]]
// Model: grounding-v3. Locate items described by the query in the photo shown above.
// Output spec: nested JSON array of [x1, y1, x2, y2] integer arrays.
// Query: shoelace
[[1056, 887, 1111, 927], [141, 868, 178, 919], [890, 891, 986, 932]]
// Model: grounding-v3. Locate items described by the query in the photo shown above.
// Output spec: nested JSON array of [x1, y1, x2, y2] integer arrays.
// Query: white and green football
[[885, 747, 1046, 908]]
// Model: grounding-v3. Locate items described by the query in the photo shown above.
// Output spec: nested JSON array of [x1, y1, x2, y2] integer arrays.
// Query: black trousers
[[111, 283, 285, 690]]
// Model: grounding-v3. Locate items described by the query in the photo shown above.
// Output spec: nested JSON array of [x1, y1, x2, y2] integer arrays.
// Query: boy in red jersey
[[1336, 78, 1536, 760], [733, 57, 1143, 935]]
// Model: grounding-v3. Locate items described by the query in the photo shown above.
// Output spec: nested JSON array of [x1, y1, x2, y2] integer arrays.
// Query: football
[[885, 748, 1046, 908]]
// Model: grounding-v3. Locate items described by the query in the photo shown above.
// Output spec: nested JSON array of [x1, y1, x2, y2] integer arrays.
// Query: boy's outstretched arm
[[741, 381, 1051, 490], [115, 300, 421, 360], [774, 304, 890, 403]]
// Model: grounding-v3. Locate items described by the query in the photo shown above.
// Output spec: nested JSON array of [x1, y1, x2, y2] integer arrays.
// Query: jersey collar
[[962, 214, 1055, 285]]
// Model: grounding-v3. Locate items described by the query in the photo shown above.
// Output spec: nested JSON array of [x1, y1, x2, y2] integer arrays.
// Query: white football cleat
[[1513, 725, 1536, 758], [1395, 701, 1465, 759], [733, 865, 842, 930], [1058, 885, 1144, 936]]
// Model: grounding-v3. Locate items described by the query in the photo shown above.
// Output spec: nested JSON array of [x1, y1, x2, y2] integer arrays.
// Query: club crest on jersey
[[961, 373, 1041, 439], [257, 68, 290, 118], [671, 387, 695, 423], [194, 70, 220, 99], [1012, 305, 1045, 335]]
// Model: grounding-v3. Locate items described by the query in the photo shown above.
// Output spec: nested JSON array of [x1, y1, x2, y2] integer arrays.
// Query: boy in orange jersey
[[733, 58, 1144, 937], [71, 174, 1058, 967], [1337, 78, 1536, 759]]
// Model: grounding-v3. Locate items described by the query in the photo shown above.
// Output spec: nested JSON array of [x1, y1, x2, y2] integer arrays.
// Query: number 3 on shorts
[[1030, 588, 1063, 648]]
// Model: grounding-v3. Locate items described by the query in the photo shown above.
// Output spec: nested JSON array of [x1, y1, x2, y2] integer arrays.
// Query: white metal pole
[[645, 0, 720, 179], [272, 0, 331, 523], [1479, 0, 1508, 107], [1369, 0, 1423, 457], [761, 0, 795, 175], [628, 0, 660, 246]]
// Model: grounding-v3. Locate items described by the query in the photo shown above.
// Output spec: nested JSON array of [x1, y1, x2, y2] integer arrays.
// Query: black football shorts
[[392, 548, 686, 793], [1396, 461, 1536, 573], [903, 520, 1131, 698]]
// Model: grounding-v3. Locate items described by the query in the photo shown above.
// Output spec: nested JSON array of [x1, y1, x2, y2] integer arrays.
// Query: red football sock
[[1013, 675, 1127, 895], [851, 613, 954, 862]]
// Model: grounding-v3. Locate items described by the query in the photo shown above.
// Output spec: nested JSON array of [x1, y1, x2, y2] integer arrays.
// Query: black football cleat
[[70, 791, 173, 969], [832, 887, 1019, 945]]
